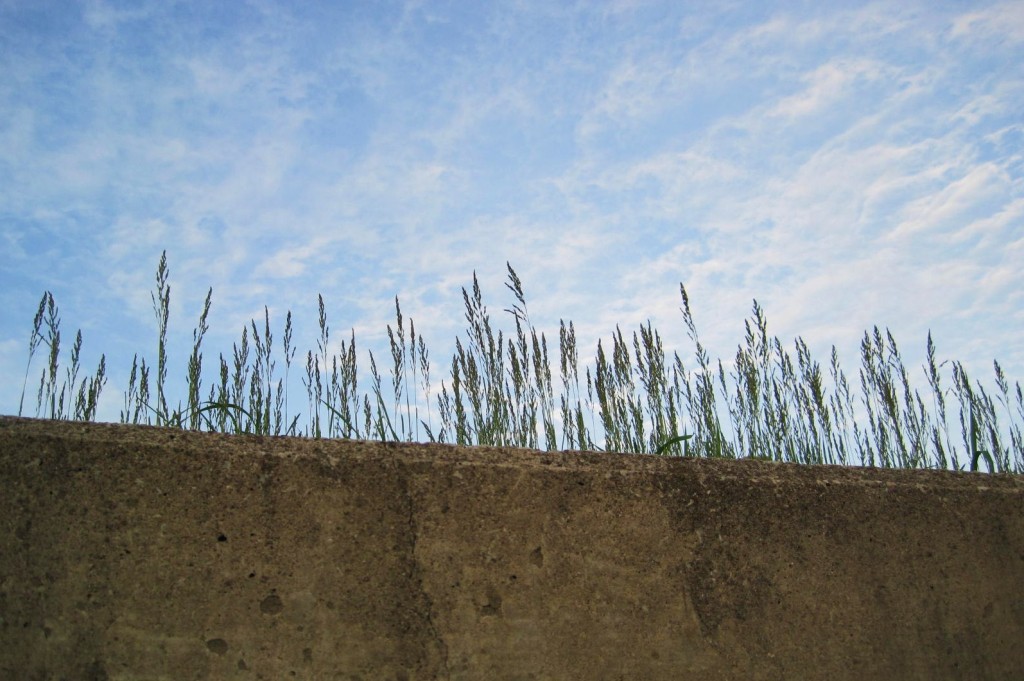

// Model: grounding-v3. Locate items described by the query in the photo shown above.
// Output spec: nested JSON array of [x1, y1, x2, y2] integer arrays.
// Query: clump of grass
[[16, 251, 1024, 474], [18, 292, 106, 422]]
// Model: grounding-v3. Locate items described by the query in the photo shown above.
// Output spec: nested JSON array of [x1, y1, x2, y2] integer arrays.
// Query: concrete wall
[[1, 416, 1022, 680]]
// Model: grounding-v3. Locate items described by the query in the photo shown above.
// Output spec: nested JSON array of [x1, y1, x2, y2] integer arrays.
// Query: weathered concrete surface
[[0, 416, 1022, 680]]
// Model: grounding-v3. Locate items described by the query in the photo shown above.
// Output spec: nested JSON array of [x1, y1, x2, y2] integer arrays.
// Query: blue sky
[[2, 0, 1022, 430]]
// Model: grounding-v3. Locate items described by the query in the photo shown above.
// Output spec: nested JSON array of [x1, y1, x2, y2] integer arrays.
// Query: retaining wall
[[1, 416, 1022, 680]]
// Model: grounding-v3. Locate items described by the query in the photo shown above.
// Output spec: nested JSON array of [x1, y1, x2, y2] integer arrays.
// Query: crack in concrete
[[393, 458, 451, 679]]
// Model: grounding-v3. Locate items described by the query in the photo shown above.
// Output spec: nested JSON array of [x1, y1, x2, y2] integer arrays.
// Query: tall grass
[[15, 252, 1023, 474]]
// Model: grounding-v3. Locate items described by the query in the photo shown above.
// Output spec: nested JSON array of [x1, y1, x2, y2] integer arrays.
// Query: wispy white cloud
[[950, 1, 1024, 43]]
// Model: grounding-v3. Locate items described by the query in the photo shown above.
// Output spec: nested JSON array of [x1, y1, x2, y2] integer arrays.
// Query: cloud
[[765, 58, 895, 120], [889, 162, 1009, 241], [950, 1, 1024, 43]]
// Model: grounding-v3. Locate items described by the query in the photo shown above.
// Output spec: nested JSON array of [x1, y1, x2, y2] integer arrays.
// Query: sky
[[1, 0, 1022, 433]]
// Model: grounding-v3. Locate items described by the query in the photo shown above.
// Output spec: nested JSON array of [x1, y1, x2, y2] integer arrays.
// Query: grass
[[16, 251, 1024, 474]]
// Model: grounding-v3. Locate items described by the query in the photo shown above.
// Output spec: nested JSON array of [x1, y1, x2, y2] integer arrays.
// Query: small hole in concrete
[[260, 593, 284, 615], [206, 638, 229, 655]]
